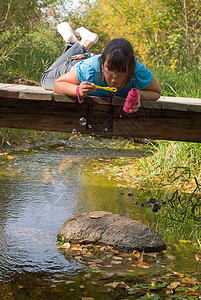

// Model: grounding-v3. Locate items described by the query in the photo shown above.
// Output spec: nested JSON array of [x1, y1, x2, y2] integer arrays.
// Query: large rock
[[58, 211, 166, 252]]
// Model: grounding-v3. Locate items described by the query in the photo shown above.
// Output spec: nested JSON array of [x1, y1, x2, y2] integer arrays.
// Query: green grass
[[134, 141, 201, 190], [153, 67, 201, 98], [0, 21, 65, 83]]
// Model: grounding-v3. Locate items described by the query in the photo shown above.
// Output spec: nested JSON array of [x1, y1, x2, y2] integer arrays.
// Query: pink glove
[[123, 88, 139, 113]]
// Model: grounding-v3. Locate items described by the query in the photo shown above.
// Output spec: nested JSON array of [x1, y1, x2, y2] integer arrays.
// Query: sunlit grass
[[153, 67, 201, 98]]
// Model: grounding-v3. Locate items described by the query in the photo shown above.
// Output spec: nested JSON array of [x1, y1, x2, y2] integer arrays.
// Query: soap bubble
[[104, 128, 108, 132], [79, 117, 87, 126], [88, 124, 92, 129]]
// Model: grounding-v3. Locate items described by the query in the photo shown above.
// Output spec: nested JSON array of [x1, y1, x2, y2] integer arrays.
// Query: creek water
[[0, 139, 200, 299]]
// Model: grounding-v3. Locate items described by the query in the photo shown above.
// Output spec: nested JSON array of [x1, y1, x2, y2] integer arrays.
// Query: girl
[[41, 22, 161, 112]]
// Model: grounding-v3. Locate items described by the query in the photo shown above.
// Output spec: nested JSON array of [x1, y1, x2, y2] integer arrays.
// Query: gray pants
[[41, 42, 88, 90]]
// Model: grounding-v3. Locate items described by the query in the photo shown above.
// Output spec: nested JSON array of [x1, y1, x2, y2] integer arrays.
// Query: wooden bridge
[[0, 83, 201, 142]]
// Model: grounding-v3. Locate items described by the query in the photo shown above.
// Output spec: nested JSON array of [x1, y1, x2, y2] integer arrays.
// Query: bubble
[[72, 129, 77, 134], [120, 115, 122, 118], [79, 117, 87, 126], [88, 124, 92, 129], [104, 128, 108, 132]]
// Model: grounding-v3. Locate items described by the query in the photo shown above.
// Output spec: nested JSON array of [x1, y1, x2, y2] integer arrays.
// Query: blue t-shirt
[[71, 54, 152, 97]]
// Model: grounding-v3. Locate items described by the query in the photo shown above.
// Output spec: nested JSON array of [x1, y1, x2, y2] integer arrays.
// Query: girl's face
[[102, 60, 128, 90]]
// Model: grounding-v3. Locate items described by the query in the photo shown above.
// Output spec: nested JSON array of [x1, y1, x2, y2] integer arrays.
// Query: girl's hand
[[129, 94, 141, 113], [79, 81, 96, 97]]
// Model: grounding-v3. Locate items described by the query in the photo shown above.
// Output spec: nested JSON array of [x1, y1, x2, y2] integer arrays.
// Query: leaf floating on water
[[101, 272, 114, 279], [106, 281, 130, 289], [111, 260, 122, 264], [7, 155, 14, 160], [65, 280, 75, 285], [112, 256, 123, 260]]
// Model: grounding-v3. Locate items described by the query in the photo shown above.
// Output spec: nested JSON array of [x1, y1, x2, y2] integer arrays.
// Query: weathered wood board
[[0, 83, 201, 142]]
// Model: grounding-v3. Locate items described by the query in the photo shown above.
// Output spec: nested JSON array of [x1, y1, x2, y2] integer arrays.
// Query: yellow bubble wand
[[95, 85, 117, 93]]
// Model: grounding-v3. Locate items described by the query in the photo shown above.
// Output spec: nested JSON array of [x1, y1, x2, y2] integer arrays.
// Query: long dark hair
[[99, 38, 136, 86]]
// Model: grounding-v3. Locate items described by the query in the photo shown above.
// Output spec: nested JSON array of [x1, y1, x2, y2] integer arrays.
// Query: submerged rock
[[57, 211, 166, 252]]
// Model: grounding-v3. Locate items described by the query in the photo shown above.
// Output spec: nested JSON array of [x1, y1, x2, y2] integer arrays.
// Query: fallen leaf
[[167, 281, 180, 290], [111, 260, 122, 264], [195, 253, 201, 261], [7, 155, 13, 160], [106, 281, 130, 289], [119, 253, 130, 258], [101, 272, 114, 279], [112, 256, 123, 260], [70, 244, 83, 251], [181, 275, 199, 285], [58, 242, 70, 249], [82, 290, 88, 295], [131, 250, 141, 260]]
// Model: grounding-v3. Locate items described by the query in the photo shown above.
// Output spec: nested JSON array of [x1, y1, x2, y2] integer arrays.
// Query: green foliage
[[76, 0, 201, 68], [1, 19, 64, 82], [0, 0, 68, 72]]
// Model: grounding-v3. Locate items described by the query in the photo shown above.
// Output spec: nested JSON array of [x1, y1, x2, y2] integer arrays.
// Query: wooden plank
[[0, 98, 88, 133], [53, 93, 113, 105], [86, 103, 114, 136], [112, 96, 201, 112], [113, 107, 201, 142], [142, 97, 201, 112], [0, 83, 20, 99], [0, 83, 53, 100], [53, 93, 77, 103]]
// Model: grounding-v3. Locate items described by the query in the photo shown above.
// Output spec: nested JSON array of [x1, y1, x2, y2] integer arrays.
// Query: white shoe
[[74, 27, 99, 44], [57, 22, 77, 43]]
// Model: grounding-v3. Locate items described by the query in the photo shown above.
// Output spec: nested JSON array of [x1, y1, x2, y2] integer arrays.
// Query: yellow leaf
[[179, 239, 192, 244], [7, 155, 13, 160], [131, 250, 141, 260]]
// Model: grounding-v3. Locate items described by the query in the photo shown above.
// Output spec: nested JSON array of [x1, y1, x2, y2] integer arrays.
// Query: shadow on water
[[0, 138, 200, 299]]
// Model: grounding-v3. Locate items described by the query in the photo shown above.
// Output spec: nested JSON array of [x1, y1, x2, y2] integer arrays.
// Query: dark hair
[[99, 38, 136, 86]]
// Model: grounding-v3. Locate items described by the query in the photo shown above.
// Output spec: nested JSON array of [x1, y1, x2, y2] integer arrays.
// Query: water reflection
[[0, 145, 146, 282], [0, 143, 200, 297]]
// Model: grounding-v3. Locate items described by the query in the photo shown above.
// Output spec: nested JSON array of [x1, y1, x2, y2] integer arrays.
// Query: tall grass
[[135, 141, 201, 191], [1, 21, 65, 83], [153, 67, 201, 98]]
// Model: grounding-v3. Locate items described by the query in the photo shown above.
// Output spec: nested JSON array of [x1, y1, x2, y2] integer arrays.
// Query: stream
[[0, 138, 200, 299]]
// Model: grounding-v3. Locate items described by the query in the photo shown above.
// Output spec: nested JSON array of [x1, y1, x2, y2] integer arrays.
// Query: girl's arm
[[139, 76, 161, 101], [53, 69, 96, 97]]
